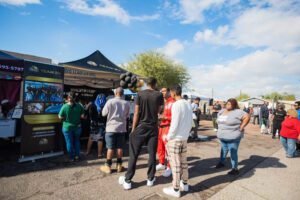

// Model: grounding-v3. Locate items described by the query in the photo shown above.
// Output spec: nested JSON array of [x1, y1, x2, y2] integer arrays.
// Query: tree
[[261, 92, 296, 101], [235, 93, 250, 101], [123, 51, 190, 88]]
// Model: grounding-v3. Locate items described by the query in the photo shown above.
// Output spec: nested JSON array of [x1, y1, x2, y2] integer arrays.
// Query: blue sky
[[1, 0, 300, 99]]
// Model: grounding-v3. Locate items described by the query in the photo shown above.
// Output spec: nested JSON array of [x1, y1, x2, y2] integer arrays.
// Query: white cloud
[[180, 0, 225, 24], [194, 25, 228, 44], [188, 49, 300, 99], [19, 11, 31, 15], [131, 14, 160, 21], [193, 3, 300, 51], [157, 39, 185, 58], [168, 0, 233, 24], [250, 0, 300, 12], [144, 32, 162, 39], [0, 0, 40, 6], [229, 7, 300, 50], [64, 0, 160, 25]]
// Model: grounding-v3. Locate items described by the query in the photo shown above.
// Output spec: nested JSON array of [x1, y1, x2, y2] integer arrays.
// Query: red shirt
[[160, 97, 175, 126], [280, 117, 300, 139]]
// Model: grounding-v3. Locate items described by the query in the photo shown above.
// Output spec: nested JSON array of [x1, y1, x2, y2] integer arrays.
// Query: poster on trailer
[[21, 61, 64, 156]]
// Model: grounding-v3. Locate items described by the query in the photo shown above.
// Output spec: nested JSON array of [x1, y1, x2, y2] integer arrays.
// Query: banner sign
[[20, 61, 64, 156], [65, 68, 97, 77], [0, 64, 24, 72], [0, 60, 24, 73], [64, 84, 113, 101]]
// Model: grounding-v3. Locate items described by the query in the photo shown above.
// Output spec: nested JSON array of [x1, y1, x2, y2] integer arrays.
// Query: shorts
[[90, 126, 105, 142], [105, 132, 126, 149]]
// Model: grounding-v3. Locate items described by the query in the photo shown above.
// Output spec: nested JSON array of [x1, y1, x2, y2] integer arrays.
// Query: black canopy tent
[[60, 50, 129, 138], [60, 50, 127, 89]]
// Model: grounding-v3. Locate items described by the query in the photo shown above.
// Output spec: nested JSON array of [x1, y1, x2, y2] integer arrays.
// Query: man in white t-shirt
[[163, 85, 193, 198]]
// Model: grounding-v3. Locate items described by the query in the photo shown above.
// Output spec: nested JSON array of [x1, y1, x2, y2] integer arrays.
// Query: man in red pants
[[156, 88, 175, 177]]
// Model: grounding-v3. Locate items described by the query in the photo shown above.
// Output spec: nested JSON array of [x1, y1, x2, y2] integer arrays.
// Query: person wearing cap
[[100, 87, 130, 174], [58, 92, 86, 162]]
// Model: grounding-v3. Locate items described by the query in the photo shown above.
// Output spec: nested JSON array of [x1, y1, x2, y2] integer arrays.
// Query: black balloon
[[131, 79, 137, 85], [120, 73, 126, 80], [120, 72, 139, 89], [120, 80, 127, 88], [125, 76, 131, 83]]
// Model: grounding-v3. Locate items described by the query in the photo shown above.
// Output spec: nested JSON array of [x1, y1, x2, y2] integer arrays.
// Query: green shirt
[[59, 103, 85, 131]]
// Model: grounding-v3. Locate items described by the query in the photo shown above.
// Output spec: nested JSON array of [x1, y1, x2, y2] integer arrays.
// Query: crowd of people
[[241, 101, 300, 157], [25, 84, 63, 102], [58, 78, 300, 198]]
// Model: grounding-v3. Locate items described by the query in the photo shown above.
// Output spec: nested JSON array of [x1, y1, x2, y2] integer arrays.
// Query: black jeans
[[125, 124, 158, 182], [192, 119, 199, 139], [273, 120, 283, 136]]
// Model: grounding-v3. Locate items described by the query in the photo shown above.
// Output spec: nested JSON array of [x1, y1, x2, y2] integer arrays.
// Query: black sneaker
[[228, 169, 239, 175], [215, 163, 225, 169]]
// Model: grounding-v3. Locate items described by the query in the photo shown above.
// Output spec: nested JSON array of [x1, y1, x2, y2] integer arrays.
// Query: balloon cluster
[[120, 72, 137, 89], [120, 72, 144, 92]]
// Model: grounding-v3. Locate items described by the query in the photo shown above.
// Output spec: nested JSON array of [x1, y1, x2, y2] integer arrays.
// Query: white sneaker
[[163, 187, 181, 198], [118, 176, 132, 190], [147, 177, 156, 187], [162, 168, 172, 177], [156, 163, 166, 171], [214, 129, 218, 132], [180, 180, 189, 192]]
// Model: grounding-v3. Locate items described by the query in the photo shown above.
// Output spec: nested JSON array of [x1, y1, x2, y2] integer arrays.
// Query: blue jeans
[[62, 127, 82, 160], [105, 132, 126, 149], [280, 136, 297, 157], [219, 138, 241, 169]]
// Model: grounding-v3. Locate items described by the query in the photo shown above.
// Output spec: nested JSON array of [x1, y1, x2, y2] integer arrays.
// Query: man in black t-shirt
[[272, 104, 286, 139], [119, 77, 164, 190]]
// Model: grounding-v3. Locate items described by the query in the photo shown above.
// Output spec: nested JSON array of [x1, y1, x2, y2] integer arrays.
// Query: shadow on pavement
[[189, 155, 287, 193], [0, 137, 170, 178], [0, 139, 134, 177], [0, 132, 213, 178]]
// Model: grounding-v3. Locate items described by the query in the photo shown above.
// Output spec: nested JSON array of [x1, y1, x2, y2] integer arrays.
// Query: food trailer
[[0, 51, 64, 162]]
